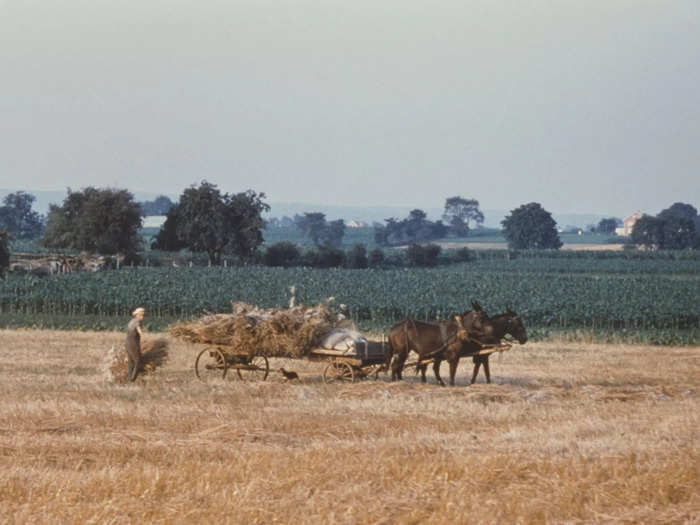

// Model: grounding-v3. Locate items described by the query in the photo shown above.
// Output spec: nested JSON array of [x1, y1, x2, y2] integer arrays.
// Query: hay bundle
[[168, 313, 240, 346], [169, 302, 336, 358], [102, 338, 170, 384]]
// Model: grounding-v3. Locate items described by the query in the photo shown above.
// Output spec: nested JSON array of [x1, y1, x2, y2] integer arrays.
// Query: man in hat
[[125, 307, 145, 381]]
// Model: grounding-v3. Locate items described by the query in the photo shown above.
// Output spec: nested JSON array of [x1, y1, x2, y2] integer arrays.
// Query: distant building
[[615, 211, 642, 236], [142, 215, 167, 229], [346, 220, 367, 228]]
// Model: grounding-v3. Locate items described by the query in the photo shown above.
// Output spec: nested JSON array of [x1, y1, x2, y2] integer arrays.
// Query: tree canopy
[[374, 209, 447, 246], [631, 202, 698, 250], [153, 181, 269, 264], [294, 213, 346, 247], [139, 195, 174, 216], [442, 196, 484, 237], [596, 217, 619, 235], [501, 202, 562, 250], [42, 187, 143, 255], [658, 202, 697, 222], [0, 191, 43, 239]]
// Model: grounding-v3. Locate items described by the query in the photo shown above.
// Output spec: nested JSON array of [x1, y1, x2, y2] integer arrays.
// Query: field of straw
[[0, 329, 698, 524]]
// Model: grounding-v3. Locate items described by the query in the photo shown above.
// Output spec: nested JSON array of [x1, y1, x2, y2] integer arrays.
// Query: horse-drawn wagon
[[193, 335, 389, 383], [178, 300, 526, 387]]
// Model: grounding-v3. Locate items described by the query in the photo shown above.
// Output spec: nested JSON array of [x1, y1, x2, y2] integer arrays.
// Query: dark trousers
[[126, 345, 141, 381]]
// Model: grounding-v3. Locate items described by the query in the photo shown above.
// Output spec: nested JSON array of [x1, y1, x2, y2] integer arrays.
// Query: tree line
[[0, 182, 698, 278]]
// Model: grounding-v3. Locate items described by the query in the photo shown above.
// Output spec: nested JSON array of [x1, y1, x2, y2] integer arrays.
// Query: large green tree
[[374, 209, 447, 246], [294, 213, 346, 247], [43, 187, 142, 255], [658, 202, 697, 222], [151, 205, 188, 252], [443, 197, 484, 237], [501, 202, 562, 249], [0, 191, 44, 239], [630, 215, 662, 249], [631, 203, 698, 250], [154, 181, 268, 264], [596, 217, 619, 235], [657, 202, 697, 250], [294, 213, 327, 245]]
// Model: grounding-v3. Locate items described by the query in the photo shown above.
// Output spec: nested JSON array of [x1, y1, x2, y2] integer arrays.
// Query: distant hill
[[1, 189, 611, 229], [0, 189, 175, 216], [265, 202, 609, 230]]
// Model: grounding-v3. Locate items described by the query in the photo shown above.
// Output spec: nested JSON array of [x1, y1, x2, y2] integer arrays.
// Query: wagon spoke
[[323, 361, 355, 384], [195, 348, 228, 381], [236, 355, 269, 381]]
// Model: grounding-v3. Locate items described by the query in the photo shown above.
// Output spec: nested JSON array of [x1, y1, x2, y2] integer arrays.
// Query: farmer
[[125, 307, 145, 381]]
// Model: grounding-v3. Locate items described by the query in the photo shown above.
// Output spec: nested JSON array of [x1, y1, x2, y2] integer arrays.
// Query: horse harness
[[404, 319, 463, 360]]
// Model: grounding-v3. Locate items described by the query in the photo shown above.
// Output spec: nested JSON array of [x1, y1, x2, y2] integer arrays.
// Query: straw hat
[[132, 307, 146, 316]]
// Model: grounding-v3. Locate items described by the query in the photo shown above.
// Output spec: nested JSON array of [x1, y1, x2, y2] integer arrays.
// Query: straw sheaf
[[169, 302, 335, 358], [102, 338, 170, 384]]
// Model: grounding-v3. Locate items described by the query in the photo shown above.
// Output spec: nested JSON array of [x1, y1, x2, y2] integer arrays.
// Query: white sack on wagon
[[320, 328, 366, 350]]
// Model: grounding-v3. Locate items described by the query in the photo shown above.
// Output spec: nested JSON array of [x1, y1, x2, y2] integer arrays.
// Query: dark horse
[[425, 307, 528, 385], [468, 308, 527, 383], [388, 305, 486, 386]]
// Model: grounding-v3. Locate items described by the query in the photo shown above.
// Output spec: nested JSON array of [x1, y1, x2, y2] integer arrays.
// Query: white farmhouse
[[615, 211, 642, 236]]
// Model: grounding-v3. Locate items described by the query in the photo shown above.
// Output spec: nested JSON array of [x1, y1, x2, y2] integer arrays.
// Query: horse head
[[504, 309, 527, 344]]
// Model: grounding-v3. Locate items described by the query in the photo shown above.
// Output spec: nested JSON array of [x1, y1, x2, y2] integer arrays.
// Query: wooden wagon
[[194, 338, 389, 384]]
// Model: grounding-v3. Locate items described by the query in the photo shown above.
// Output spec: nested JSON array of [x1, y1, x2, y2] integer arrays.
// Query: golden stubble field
[[0, 330, 698, 524]]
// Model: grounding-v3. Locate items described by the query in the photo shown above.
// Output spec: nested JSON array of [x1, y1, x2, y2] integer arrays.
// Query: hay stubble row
[[0, 329, 698, 524]]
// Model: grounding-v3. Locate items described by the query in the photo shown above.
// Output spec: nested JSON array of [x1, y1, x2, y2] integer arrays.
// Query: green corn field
[[0, 257, 697, 344]]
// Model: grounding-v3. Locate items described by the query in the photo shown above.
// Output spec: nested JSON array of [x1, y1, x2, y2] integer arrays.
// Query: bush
[[317, 245, 345, 268], [345, 244, 368, 269], [264, 242, 301, 267], [302, 245, 345, 268], [407, 243, 441, 267], [368, 248, 385, 268], [454, 247, 471, 262]]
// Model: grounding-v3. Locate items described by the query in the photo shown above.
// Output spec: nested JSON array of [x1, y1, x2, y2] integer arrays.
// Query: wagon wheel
[[236, 355, 269, 381], [195, 347, 228, 380], [323, 361, 355, 384]]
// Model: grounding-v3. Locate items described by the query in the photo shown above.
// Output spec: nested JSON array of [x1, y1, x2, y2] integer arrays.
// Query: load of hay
[[103, 339, 170, 384], [169, 301, 337, 358]]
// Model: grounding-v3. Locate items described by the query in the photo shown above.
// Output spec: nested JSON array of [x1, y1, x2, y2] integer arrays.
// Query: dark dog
[[279, 368, 299, 381]]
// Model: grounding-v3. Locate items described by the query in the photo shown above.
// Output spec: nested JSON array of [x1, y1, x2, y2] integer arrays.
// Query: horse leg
[[448, 358, 459, 386], [418, 363, 427, 383], [432, 358, 445, 386], [390, 351, 400, 381], [392, 351, 407, 381], [483, 356, 491, 384], [471, 358, 481, 384]]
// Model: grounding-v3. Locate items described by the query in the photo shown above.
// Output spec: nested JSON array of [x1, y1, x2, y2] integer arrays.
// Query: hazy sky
[[1, 1, 698, 216]]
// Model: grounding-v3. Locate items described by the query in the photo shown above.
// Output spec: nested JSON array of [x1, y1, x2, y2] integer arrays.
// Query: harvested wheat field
[[0, 330, 698, 524]]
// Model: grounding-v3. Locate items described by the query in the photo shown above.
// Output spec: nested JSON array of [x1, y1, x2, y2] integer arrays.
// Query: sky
[[1, 1, 698, 217]]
